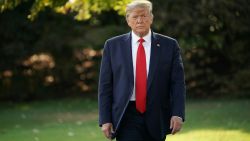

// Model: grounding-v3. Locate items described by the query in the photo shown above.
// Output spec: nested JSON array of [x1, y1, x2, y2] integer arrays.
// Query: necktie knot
[[138, 38, 145, 43]]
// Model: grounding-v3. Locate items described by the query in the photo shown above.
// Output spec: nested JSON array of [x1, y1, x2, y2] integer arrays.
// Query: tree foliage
[[0, 0, 250, 101], [0, 0, 131, 20], [151, 0, 250, 98]]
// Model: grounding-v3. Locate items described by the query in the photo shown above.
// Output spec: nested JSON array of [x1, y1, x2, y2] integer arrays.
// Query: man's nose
[[136, 17, 143, 23]]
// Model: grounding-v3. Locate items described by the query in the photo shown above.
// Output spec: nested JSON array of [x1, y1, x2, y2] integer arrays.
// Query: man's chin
[[136, 30, 148, 37]]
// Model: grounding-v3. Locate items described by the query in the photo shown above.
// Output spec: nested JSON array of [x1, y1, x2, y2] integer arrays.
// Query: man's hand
[[170, 116, 183, 135], [101, 123, 114, 140]]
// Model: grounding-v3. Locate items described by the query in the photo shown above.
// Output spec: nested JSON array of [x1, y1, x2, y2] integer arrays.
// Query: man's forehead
[[130, 8, 149, 14]]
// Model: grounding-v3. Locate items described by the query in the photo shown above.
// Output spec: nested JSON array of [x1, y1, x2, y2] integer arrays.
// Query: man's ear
[[126, 18, 131, 27], [150, 15, 154, 24]]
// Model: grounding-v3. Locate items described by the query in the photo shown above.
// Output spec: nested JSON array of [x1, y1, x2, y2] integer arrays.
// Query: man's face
[[126, 7, 153, 37]]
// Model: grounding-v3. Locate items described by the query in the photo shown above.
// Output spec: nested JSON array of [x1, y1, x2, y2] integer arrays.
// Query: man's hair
[[126, 0, 153, 18]]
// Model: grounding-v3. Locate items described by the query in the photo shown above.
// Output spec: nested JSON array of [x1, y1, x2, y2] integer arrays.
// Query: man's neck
[[133, 30, 151, 38], [132, 30, 151, 38]]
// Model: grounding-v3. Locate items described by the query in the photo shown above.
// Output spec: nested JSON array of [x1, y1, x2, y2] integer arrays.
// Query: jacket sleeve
[[170, 39, 186, 121], [98, 40, 113, 126]]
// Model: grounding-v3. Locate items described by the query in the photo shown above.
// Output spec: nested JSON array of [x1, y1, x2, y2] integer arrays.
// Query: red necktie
[[136, 38, 147, 113]]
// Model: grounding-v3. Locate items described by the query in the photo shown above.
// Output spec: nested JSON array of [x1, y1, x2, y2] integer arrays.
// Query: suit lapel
[[123, 33, 134, 87], [147, 32, 160, 91], [122, 32, 160, 94]]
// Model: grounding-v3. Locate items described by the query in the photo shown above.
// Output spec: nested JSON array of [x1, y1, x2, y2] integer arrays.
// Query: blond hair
[[126, 0, 153, 18]]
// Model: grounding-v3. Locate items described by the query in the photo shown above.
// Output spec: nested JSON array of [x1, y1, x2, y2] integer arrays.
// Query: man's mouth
[[137, 26, 144, 28]]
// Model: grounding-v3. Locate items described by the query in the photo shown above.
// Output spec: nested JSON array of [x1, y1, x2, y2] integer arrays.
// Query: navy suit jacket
[[98, 31, 185, 140]]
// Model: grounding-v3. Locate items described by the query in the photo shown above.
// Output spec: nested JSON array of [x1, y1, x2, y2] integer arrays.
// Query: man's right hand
[[101, 123, 114, 140]]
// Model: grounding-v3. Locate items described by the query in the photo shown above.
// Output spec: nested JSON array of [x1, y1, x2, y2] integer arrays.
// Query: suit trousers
[[116, 102, 166, 141]]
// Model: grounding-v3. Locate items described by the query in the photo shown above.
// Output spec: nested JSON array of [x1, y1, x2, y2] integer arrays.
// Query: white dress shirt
[[130, 30, 151, 101]]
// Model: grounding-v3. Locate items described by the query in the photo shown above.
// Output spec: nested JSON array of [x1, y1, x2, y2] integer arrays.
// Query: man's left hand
[[170, 116, 183, 135]]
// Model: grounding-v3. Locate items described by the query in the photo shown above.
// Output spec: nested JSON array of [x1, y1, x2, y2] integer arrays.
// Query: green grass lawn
[[0, 99, 249, 141]]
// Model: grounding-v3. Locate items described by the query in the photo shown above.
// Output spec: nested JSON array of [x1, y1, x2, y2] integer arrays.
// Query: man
[[98, 0, 185, 141]]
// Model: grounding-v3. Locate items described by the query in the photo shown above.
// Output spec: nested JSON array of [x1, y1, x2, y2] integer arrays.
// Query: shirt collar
[[131, 30, 151, 45]]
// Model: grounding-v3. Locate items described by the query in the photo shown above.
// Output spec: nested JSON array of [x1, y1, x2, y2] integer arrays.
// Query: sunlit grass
[[168, 129, 250, 141], [0, 99, 249, 141], [0, 99, 102, 141], [167, 99, 250, 141]]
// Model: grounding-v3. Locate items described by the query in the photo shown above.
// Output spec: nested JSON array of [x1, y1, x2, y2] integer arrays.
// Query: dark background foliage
[[0, 0, 249, 101]]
